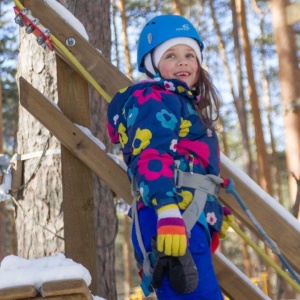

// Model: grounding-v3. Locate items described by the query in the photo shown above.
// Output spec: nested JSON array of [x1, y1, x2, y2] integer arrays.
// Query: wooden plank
[[23, 0, 132, 100], [19, 76, 132, 204], [286, 3, 300, 25], [213, 251, 270, 300], [40, 279, 92, 300], [0, 285, 37, 300], [219, 154, 300, 274], [34, 296, 83, 300], [56, 56, 98, 295], [10, 154, 24, 200]]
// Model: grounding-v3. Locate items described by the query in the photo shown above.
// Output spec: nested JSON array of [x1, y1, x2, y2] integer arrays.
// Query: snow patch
[[44, 0, 89, 40], [0, 253, 91, 289], [221, 153, 300, 231], [75, 124, 106, 150], [107, 153, 127, 171]]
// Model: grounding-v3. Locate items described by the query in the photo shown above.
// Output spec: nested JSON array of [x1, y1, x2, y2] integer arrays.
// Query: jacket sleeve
[[122, 86, 183, 212]]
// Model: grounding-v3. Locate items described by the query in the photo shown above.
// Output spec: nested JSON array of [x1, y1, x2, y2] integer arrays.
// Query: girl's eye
[[165, 53, 175, 59], [186, 53, 195, 58]]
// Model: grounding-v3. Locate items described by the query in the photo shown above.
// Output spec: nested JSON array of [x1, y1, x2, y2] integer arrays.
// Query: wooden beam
[[213, 251, 270, 300], [0, 285, 37, 300], [23, 0, 132, 100], [10, 154, 24, 200], [56, 56, 98, 294], [286, 3, 300, 25], [219, 154, 300, 274], [19, 76, 132, 204], [40, 279, 92, 299]]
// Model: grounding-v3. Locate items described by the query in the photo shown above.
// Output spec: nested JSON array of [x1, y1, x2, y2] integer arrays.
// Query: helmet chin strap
[[143, 50, 160, 78], [151, 51, 160, 75]]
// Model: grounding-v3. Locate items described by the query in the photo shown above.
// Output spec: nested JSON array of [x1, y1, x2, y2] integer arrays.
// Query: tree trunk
[[112, 0, 120, 70], [235, 0, 272, 194], [16, 27, 64, 257], [123, 214, 132, 299], [270, 0, 300, 212], [171, 0, 183, 15], [230, 0, 254, 178], [0, 202, 6, 261], [210, 0, 254, 178], [117, 0, 133, 80]]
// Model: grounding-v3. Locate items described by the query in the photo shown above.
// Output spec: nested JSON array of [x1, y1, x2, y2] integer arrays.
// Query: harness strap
[[174, 169, 222, 197], [131, 170, 223, 257], [130, 171, 223, 293], [132, 197, 153, 278], [182, 189, 208, 236], [174, 170, 223, 235]]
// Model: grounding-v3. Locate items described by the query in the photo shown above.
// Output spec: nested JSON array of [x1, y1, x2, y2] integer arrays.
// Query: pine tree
[[0, 1, 18, 154]]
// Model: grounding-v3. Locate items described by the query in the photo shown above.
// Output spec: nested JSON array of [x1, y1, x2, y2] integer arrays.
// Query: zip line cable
[[224, 178, 300, 287], [227, 220, 300, 292]]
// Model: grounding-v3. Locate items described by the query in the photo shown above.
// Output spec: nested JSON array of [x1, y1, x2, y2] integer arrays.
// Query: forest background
[[0, 0, 299, 299]]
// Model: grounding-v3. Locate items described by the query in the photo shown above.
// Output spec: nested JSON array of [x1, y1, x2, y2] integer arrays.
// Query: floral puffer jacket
[[107, 76, 223, 234]]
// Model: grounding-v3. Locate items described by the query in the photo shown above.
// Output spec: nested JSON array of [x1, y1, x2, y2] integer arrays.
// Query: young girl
[[108, 15, 224, 299]]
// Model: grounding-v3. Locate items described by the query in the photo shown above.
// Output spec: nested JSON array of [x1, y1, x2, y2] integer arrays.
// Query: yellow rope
[[13, 0, 111, 103], [228, 221, 300, 293]]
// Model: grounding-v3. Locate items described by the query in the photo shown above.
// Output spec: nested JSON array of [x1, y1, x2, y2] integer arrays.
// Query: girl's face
[[158, 44, 199, 89]]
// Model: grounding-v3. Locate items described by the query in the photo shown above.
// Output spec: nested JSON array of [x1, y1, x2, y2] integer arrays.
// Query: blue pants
[[132, 206, 224, 300]]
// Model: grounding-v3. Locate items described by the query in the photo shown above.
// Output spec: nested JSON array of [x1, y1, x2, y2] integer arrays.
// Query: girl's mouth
[[175, 72, 190, 77]]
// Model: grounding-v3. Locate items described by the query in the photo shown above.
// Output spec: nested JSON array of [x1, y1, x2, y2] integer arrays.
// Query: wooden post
[[56, 56, 98, 294]]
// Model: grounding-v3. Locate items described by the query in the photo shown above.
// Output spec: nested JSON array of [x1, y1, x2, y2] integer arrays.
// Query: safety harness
[[131, 169, 223, 296]]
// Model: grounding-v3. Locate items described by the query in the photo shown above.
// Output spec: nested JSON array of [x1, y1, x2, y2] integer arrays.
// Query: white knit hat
[[144, 37, 202, 77]]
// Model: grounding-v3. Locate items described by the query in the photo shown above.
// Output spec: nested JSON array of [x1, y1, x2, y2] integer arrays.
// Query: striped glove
[[157, 204, 187, 256]]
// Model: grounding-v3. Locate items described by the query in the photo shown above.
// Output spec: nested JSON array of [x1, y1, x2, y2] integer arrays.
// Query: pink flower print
[[206, 212, 217, 225], [137, 148, 173, 181], [113, 114, 119, 125], [133, 86, 172, 105], [108, 122, 119, 143], [207, 128, 213, 137], [176, 139, 210, 168], [170, 139, 178, 152], [164, 81, 176, 91]]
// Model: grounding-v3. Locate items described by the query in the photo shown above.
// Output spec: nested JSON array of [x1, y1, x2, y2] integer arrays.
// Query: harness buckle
[[174, 169, 184, 188]]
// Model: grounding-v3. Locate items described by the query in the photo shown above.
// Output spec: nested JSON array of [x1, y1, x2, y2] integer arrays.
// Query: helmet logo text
[[176, 24, 191, 31], [147, 33, 152, 44]]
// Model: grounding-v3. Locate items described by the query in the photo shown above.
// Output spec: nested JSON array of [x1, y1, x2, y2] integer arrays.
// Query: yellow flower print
[[152, 198, 157, 206], [179, 118, 192, 137], [132, 128, 152, 155], [177, 86, 186, 93], [178, 190, 193, 210], [118, 123, 128, 147]]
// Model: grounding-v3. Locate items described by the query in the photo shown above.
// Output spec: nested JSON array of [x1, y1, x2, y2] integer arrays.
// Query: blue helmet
[[137, 15, 204, 74]]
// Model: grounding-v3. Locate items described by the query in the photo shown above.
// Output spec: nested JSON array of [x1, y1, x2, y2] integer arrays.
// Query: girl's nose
[[178, 59, 188, 66]]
